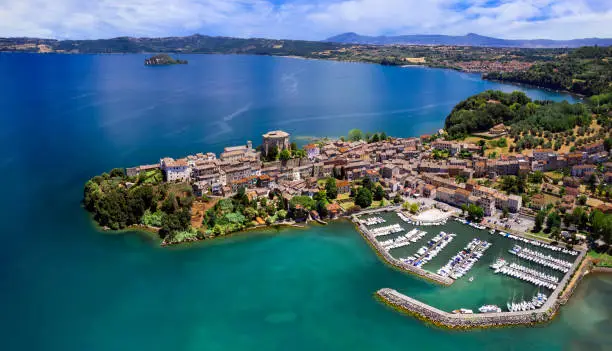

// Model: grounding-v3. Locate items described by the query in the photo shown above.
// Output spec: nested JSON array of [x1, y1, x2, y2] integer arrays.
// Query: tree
[[289, 196, 315, 211], [371, 133, 380, 143], [478, 140, 486, 156], [348, 129, 364, 141], [379, 132, 387, 141], [373, 185, 385, 201], [502, 207, 509, 219], [466, 204, 484, 222], [355, 187, 373, 208], [109, 168, 125, 178], [290, 142, 298, 151], [393, 193, 403, 204], [313, 190, 327, 202], [243, 207, 258, 221], [316, 200, 329, 218], [409, 202, 420, 214], [276, 209, 288, 220], [267, 145, 279, 161], [325, 178, 338, 200], [534, 210, 546, 232], [604, 137, 612, 152], [591, 210, 612, 243], [528, 171, 544, 184], [279, 149, 291, 161], [587, 173, 598, 192], [361, 177, 373, 191], [546, 212, 562, 232]]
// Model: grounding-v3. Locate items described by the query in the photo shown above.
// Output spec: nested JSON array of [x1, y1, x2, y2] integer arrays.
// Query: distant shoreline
[[0, 51, 587, 98]]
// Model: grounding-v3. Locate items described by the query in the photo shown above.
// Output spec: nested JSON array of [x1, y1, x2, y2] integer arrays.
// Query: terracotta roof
[[336, 180, 350, 188], [326, 203, 341, 211], [455, 189, 471, 197]]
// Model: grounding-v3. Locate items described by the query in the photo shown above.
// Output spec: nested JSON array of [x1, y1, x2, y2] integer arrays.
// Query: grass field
[[588, 251, 612, 267]]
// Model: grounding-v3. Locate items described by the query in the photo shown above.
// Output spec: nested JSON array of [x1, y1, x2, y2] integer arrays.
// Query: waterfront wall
[[592, 266, 612, 273]]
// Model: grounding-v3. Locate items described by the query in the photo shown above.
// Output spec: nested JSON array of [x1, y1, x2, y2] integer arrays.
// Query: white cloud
[[0, 0, 611, 40]]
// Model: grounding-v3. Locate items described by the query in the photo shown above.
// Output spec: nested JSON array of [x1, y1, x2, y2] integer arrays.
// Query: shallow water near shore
[[0, 53, 608, 350]]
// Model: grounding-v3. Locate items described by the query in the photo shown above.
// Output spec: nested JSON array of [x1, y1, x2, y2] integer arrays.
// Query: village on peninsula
[[83, 90, 612, 329]]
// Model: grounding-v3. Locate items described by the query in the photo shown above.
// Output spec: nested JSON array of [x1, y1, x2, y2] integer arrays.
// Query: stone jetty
[[377, 288, 554, 329]]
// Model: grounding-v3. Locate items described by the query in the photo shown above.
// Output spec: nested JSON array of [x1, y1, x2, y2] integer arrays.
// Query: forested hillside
[[444, 90, 591, 139], [484, 47, 612, 96]]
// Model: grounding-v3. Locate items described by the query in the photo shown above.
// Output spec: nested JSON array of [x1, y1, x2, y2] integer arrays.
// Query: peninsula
[[83, 87, 611, 327]]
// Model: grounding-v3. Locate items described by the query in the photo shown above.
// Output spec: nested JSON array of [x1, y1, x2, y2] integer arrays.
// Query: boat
[[479, 305, 502, 313], [468, 276, 474, 282], [452, 308, 473, 314]]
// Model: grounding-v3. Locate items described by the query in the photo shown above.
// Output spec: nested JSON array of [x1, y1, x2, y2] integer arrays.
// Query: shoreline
[[93, 205, 610, 330]]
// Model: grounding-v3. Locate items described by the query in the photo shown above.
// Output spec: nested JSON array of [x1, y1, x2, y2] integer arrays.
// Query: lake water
[[0, 53, 608, 351]]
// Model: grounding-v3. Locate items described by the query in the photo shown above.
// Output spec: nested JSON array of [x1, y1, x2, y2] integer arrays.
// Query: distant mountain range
[[325, 32, 612, 48]]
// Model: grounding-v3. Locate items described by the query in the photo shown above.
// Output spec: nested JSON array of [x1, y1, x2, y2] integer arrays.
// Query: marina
[[353, 209, 583, 319]]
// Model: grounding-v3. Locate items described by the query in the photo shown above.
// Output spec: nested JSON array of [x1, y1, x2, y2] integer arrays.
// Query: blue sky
[[1, 0, 611, 39]]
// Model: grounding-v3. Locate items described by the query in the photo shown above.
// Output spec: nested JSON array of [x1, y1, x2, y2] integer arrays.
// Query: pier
[[380, 228, 427, 250], [405, 231, 455, 268], [438, 238, 491, 280], [509, 245, 572, 273], [492, 262, 559, 290], [370, 223, 404, 237]]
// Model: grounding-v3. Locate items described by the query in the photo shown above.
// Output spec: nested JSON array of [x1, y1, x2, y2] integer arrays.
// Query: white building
[[160, 157, 190, 182]]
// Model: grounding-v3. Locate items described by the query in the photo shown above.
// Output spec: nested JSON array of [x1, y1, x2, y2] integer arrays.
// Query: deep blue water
[[2, 53, 609, 351]]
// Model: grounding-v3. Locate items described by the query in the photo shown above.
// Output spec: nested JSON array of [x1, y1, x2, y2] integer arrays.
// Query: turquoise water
[[0, 53, 609, 350]]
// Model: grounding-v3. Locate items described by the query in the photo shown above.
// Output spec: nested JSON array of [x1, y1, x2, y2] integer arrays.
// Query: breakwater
[[352, 211, 454, 286], [376, 288, 554, 329]]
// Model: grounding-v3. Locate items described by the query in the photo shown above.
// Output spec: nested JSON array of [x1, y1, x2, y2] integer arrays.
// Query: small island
[[144, 54, 188, 66]]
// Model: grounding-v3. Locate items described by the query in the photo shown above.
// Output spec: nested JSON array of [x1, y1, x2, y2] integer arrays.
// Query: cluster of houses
[[125, 129, 610, 218]]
